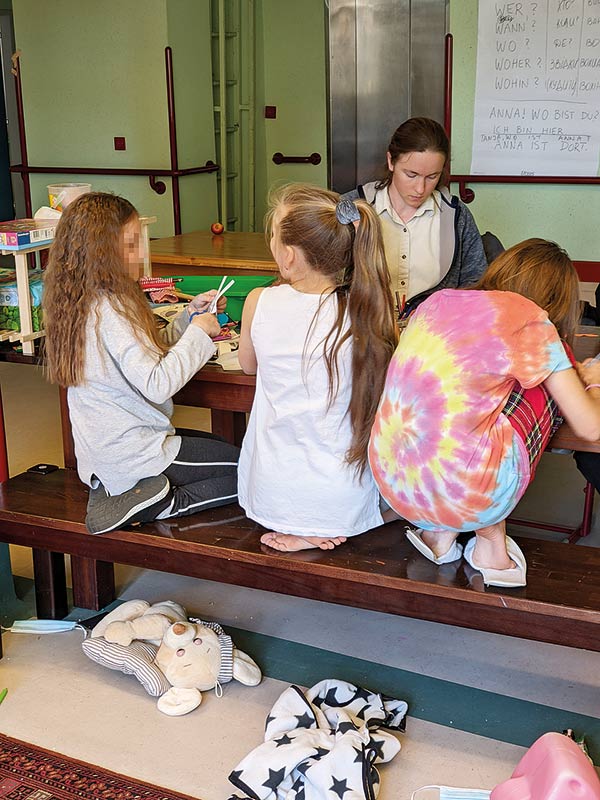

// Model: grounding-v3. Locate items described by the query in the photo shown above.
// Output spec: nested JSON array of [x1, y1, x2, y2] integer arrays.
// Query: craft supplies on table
[[164, 275, 276, 321], [145, 274, 270, 372]]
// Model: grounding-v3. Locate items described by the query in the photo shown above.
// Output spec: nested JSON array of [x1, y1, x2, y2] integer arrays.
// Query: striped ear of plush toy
[[82, 637, 171, 696]]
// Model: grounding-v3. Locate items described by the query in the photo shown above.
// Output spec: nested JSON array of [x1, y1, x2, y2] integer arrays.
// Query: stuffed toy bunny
[[82, 599, 261, 715]]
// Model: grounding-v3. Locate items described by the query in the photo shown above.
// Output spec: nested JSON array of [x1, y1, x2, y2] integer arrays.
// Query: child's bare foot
[[472, 522, 514, 570], [421, 529, 460, 559], [405, 528, 463, 565], [260, 532, 347, 551], [464, 525, 527, 587]]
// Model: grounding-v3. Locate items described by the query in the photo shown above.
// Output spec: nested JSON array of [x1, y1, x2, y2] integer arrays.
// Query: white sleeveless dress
[[238, 284, 384, 537]]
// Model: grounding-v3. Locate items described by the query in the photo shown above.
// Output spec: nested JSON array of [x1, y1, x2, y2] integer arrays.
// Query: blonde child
[[238, 184, 398, 551], [44, 193, 239, 534], [369, 239, 600, 587]]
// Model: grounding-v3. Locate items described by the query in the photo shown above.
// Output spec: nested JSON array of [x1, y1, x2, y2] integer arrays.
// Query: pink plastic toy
[[491, 732, 600, 800]]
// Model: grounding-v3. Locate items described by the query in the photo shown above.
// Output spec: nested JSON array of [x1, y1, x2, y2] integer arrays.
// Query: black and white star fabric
[[228, 679, 408, 800]]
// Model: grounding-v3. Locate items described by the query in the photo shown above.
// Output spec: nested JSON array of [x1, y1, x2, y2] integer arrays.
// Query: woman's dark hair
[[376, 117, 450, 191]]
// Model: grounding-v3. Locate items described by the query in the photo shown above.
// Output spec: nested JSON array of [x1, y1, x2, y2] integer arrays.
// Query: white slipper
[[463, 535, 527, 587], [405, 527, 463, 565]]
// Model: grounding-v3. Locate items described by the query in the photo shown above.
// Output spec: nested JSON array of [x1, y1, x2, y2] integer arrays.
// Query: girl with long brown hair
[[237, 183, 398, 551], [370, 238, 600, 587], [44, 192, 239, 534]]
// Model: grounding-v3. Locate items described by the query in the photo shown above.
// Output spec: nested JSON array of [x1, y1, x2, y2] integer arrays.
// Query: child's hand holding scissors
[[188, 289, 227, 316], [189, 277, 235, 318], [189, 309, 221, 338], [187, 277, 235, 339]]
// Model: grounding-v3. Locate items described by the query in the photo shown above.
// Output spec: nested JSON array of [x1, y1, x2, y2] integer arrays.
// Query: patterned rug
[[0, 733, 198, 800]]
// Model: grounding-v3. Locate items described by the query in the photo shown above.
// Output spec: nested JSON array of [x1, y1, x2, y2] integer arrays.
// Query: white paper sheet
[[471, 0, 600, 176]]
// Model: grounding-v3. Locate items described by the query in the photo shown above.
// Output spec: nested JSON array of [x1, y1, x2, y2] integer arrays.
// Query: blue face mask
[[7, 619, 81, 634], [412, 786, 491, 800]]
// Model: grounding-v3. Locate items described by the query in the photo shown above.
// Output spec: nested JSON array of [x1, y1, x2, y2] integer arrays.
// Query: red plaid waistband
[[501, 382, 563, 478]]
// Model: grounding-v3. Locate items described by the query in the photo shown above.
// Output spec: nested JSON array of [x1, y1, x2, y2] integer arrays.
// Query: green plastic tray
[[167, 275, 276, 321]]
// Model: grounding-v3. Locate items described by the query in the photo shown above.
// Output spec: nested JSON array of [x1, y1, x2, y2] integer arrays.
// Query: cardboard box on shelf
[[0, 219, 58, 250]]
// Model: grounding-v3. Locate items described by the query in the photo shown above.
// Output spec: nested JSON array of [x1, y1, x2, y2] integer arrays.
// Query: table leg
[[32, 549, 68, 619], [568, 480, 595, 543], [211, 409, 247, 447], [0, 377, 10, 483], [71, 555, 116, 611], [59, 387, 76, 470]]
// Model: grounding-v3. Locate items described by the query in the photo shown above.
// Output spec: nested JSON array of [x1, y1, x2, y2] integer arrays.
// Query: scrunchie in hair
[[335, 198, 360, 227]]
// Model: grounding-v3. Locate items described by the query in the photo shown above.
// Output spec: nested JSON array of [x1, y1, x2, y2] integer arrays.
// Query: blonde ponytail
[[269, 184, 398, 473], [344, 202, 398, 472]]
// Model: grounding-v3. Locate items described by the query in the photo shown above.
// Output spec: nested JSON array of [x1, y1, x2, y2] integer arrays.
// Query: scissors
[[189, 276, 235, 321]]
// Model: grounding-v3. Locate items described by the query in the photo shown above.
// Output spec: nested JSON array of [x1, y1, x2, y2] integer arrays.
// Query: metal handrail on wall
[[272, 152, 322, 165], [443, 33, 600, 203], [9, 47, 219, 234]]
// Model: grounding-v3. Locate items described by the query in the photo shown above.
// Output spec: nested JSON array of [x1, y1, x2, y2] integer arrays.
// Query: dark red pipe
[[12, 56, 31, 217], [10, 163, 218, 178], [165, 47, 181, 234], [10, 48, 215, 231], [444, 33, 453, 141]]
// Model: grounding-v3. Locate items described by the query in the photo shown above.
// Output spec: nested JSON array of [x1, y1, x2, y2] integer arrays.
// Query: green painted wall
[[449, 0, 600, 260], [10, 0, 327, 235], [253, 0, 328, 228], [166, 0, 218, 232], [11, 0, 217, 237]]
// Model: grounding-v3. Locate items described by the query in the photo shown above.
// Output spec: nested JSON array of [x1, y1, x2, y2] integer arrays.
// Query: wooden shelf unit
[[0, 216, 156, 357]]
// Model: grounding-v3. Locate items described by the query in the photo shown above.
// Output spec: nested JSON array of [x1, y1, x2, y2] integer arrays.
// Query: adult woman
[[342, 117, 488, 314]]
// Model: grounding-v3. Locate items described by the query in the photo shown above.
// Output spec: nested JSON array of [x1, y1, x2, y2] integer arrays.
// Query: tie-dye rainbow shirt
[[368, 289, 572, 531]]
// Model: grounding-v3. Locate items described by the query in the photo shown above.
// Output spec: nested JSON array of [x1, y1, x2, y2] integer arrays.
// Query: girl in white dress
[[237, 184, 397, 551]]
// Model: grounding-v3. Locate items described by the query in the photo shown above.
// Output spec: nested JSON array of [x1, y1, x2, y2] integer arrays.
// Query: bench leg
[[32, 549, 68, 619], [71, 556, 115, 611], [568, 480, 595, 543], [211, 409, 246, 447]]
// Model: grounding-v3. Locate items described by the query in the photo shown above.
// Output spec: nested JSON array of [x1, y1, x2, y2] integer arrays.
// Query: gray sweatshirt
[[68, 298, 215, 495]]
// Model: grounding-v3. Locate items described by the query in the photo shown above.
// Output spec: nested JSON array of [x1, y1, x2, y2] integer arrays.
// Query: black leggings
[[573, 450, 600, 493], [149, 428, 239, 520]]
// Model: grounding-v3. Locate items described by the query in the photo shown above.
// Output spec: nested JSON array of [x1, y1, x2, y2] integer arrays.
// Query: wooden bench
[[0, 468, 598, 651], [1, 324, 600, 654]]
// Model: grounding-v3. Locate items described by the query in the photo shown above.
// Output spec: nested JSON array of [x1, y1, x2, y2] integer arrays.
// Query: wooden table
[[151, 231, 279, 277], [172, 368, 600, 452], [171, 327, 600, 452], [8, 326, 600, 475]]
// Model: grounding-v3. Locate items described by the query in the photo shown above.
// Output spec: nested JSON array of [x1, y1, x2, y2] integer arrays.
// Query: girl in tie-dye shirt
[[369, 239, 600, 587]]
